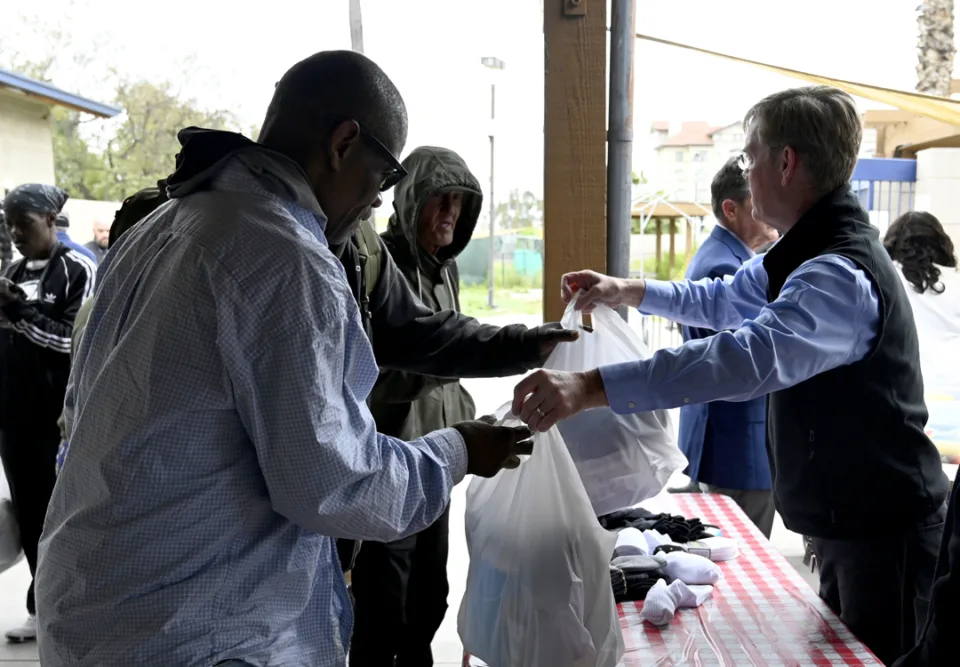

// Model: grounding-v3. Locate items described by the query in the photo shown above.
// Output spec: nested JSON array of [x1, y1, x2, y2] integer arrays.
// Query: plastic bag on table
[[458, 410, 623, 667], [547, 298, 686, 516]]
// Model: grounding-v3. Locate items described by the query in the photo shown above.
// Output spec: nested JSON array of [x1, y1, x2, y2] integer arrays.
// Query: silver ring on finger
[[536, 407, 545, 417]]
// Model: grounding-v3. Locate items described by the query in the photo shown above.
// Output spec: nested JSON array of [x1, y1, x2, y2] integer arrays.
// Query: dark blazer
[[677, 224, 771, 490]]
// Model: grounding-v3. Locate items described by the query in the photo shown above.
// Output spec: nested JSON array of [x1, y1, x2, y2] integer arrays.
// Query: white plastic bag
[[548, 300, 686, 515], [458, 413, 623, 667], [0, 462, 22, 574], [0, 499, 22, 574]]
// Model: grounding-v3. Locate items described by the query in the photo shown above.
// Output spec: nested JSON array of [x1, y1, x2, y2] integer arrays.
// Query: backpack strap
[[354, 219, 382, 308]]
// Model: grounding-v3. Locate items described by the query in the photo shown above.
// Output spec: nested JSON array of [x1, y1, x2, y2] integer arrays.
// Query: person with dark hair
[[884, 211, 958, 294], [885, 211, 960, 667], [513, 86, 949, 665], [0, 184, 95, 643], [883, 210, 960, 470], [35, 51, 546, 667], [676, 155, 779, 538], [54, 212, 98, 264]]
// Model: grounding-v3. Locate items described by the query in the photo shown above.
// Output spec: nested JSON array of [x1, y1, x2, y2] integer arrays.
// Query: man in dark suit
[[678, 155, 779, 537]]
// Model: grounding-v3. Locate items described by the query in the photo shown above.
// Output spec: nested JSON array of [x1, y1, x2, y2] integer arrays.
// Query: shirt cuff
[[637, 279, 675, 317], [599, 361, 655, 415], [437, 427, 469, 484]]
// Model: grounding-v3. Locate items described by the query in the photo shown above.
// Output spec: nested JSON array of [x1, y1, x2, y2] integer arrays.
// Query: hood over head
[[163, 128, 320, 217], [385, 146, 482, 265]]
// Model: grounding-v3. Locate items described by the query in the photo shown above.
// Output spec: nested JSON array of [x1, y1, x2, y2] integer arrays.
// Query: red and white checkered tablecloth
[[617, 493, 880, 666], [464, 493, 881, 666]]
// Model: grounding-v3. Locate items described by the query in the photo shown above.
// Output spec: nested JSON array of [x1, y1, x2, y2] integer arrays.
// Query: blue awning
[[0, 68, 121, 118]]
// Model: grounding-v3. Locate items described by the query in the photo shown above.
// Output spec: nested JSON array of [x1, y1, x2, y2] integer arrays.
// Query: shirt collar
[[716, 221, 756, 258], [232, 149, 327, 223]]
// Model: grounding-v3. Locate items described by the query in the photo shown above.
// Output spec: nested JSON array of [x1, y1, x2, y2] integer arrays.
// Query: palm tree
[[349, 0, 364, 54], [917, 0, 956, 97]]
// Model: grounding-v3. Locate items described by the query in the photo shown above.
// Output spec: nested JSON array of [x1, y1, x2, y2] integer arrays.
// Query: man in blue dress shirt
[[678, 156, 778, 537], [513, 86, 949, 665], [36, 51, 533, 667]]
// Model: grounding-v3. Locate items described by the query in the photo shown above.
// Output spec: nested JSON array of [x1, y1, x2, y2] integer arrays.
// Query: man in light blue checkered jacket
[[37, 51, 533, 667]]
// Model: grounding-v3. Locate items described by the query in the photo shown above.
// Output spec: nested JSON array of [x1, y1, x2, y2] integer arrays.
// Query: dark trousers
[[811, 505, 946, 666], [699, 483, 776, 539], [0, 425, 61, 616], [350, 508, 450, 667]]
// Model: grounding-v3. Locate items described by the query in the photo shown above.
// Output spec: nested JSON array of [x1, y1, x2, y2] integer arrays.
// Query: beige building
[[650, 119, 878, 206], [650, 121, 741, 204], [0, 68, 120, 195]]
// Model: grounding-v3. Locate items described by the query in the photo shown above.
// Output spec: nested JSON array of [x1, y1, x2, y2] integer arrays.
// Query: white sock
[[669, 580, 714, 608], [662, 551, 723, 585], [641, 580, 715, 626], [640, 579, 676, 626], [614, 527, 649, 557], [643, 529, 670, 551]]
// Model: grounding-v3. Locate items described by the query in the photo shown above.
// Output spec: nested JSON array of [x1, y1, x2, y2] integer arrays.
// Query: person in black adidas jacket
[[0, 184, 95, 643]]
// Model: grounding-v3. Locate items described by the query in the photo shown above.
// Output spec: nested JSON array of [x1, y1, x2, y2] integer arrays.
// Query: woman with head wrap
[[0, 184, 96, 643]]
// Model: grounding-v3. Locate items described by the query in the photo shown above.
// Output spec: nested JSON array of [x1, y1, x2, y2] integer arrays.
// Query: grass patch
[[459, 284, 543, 318]]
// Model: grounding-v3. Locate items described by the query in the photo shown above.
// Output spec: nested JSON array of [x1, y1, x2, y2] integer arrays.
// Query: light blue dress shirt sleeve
[[602, 255, 880, 413], [639, 253, 771, 331]]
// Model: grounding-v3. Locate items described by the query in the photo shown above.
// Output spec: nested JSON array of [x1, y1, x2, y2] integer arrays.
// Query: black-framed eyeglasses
[[319, 113, 407, 192]]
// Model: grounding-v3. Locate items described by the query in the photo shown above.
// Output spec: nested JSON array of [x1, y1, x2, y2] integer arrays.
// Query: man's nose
[[371, 194, 383, 209]]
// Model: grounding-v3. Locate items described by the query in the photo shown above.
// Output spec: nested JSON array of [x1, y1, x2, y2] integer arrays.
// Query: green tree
[[494, 189, 543, 231], [2, 9, 242, 202], [102, 80, 240, 199], [50, 107, 113, 200]]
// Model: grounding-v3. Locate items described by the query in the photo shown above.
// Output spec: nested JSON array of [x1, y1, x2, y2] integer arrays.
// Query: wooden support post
[[543, 0, 608, 322], [685, 218, 693, 259], [668, 219, 676, 273], [655, 219, 663, 276]]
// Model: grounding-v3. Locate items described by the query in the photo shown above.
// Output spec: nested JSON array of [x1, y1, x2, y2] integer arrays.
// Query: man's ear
[[721, 199, 738, 224], [780, 146, 798, 187], [328, 120, 362, 172]]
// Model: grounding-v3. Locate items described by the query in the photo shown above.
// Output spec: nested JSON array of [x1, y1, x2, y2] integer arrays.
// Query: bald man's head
[[258, 50, 409, 244]]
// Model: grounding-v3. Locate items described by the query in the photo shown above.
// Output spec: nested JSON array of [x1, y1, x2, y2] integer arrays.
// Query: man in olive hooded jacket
[[350, 146, 490, 666]]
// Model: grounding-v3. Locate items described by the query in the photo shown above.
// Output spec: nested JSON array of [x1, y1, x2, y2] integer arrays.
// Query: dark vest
[[762, 186, 947, 540]]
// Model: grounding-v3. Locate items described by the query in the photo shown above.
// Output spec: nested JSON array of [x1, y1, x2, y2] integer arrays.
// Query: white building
[[649, 121, 740, 204], [648, 120, 877, 205], [0, 68, 120, 195]]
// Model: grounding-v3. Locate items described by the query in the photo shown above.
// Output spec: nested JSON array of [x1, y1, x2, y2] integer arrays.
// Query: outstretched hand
[[455, 416, 534, 477], [535, 324, 579, 362], [561, 270, 646, 313], [511, 369, 608, 432]]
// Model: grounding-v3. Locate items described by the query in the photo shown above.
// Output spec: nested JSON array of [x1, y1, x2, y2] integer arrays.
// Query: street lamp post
[[481, 57, 505, 309]]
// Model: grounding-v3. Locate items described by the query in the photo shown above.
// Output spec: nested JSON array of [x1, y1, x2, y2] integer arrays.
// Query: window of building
[[675, 151, 684, 162], [693, 151, 708, 162]]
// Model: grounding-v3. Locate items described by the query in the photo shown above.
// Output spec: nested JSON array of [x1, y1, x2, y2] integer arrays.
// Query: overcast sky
[[2, 0, 933, 201]]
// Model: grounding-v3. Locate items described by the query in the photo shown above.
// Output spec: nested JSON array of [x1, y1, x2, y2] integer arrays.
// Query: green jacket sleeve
[[58, 296, 96, 442]]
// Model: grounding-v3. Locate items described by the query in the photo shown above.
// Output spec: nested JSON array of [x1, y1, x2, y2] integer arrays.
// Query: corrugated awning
[[635, 33, 960, 127]]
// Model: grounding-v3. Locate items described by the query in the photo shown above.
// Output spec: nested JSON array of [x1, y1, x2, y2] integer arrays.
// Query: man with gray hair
[[512, 85, 948, 664]]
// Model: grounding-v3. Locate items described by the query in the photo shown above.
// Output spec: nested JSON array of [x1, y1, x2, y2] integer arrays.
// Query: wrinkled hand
[[454, 416, 534, 477], [535, 323, 580, 362], [0, 279, 20, 307], [511, 369, 608, 432], [561, 270, 646, 313]]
